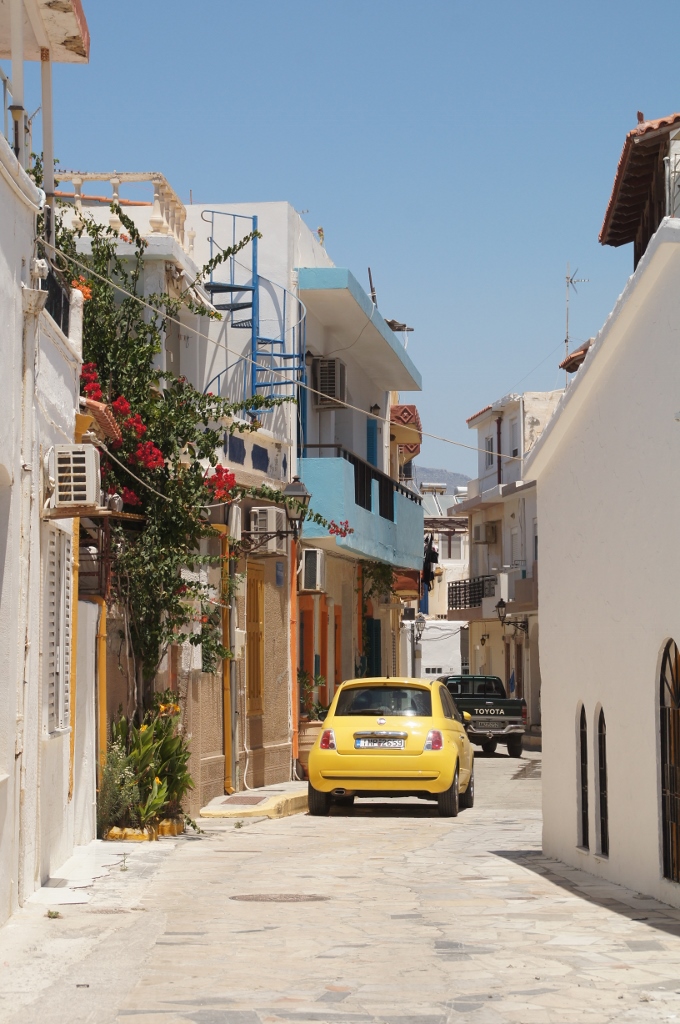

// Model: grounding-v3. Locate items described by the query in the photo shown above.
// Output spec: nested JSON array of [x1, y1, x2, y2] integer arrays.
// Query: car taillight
[[424, 730, 443, 751], [319, 729, 336, 750], [522, 706, 527, 725]]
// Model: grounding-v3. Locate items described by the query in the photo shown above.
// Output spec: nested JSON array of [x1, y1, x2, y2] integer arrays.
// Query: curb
[[200, 789, 308, 820]]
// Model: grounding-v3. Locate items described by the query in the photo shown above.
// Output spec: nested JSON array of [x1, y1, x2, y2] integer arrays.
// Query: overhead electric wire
[[43, 239, 524, 464]]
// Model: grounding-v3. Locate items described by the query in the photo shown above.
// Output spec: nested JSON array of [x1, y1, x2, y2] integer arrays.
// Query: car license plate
[[478, 720, 504, 730], [355, 737, 405, 749]]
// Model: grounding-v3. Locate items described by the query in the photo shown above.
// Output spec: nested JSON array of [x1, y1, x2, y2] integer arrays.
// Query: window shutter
[[46, 526, 72, 733], [366, 418, 378, 467]]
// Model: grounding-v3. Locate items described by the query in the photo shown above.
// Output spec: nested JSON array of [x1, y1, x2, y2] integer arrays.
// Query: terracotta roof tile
[[465, 403, 493, 424], [83, 398, 122, 442], [600, 112, 680, 246], [559, 338, 593, 373]]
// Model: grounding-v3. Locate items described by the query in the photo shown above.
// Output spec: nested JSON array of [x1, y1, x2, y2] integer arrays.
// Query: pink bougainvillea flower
[[123, 413, 147, 439], [131, 441, 165, 471]]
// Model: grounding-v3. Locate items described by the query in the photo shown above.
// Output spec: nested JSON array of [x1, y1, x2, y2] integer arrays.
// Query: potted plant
[[297, 671, 328, 777]]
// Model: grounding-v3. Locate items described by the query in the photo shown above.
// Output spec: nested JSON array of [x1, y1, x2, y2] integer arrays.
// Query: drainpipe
[[496, 416, 502, 487], [40, 48, 54, 242], [82, 597, 107, 782]]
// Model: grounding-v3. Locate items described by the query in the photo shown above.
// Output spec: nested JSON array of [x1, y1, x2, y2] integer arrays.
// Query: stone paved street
[[3, 752, 680, 1023]]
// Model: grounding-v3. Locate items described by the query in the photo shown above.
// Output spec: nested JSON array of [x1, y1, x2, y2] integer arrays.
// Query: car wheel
[[437, 764, 460, 818], [481, 739, 497, 754], [459, 761, 475, 809], [507, 735, 523, 758], [334, 794, 355, 807], [307, 782, 331, 816]]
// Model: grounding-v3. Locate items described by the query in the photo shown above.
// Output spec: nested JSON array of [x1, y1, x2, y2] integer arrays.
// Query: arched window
[[579, 705, 589, 850], [660, 640, 680, 881], [597, 710, 609, 856]]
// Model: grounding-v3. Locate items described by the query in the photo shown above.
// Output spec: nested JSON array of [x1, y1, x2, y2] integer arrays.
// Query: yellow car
[[307, 677, 474, 817]]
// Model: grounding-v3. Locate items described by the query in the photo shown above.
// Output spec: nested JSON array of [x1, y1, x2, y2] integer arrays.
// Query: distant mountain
[[413, 466, 470, 491]]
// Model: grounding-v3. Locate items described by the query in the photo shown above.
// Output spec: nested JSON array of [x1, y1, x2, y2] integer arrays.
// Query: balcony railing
[[302, 443, 421, 523], [448, 575, 496, 610], [44, 265, 70, 336]]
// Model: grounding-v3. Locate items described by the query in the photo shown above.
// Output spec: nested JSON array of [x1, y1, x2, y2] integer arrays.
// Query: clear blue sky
[[15, 0, 680, 473]]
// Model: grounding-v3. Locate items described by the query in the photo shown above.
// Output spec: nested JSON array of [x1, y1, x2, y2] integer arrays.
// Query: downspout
[[82, 597, 107, 782], [496, 416, 502, 487], [68, 299, 86, 800]]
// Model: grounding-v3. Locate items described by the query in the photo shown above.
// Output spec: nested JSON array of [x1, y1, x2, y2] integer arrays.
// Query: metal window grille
[[447, 575, 496, 610], [598, 709, 609, 856], [579, 705, 589, 850]]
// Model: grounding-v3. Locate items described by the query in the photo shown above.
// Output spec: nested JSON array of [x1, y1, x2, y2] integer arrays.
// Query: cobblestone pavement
[[4, 752, 680, 1023]]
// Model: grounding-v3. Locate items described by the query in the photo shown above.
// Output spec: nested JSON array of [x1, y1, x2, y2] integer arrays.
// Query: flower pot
[[104, 825, 158, 841], [297, 720, 324, 778], [158, 817, 185, 837]]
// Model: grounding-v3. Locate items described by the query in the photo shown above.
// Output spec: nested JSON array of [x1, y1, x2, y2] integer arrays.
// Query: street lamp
[[495, 599, 507, 624], [415, 613, 427, 643], [282, 476, 311, 538]]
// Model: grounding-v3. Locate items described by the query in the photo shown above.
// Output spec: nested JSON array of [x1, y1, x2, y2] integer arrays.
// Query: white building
[[418, 482, 469, 678], [0, 1, 91, 926], [449, 391, 562, 733], [526, 111, 680, 905]]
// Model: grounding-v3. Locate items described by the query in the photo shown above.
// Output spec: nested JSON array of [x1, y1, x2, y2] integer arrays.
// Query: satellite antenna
[[565, 262, 588, 382]]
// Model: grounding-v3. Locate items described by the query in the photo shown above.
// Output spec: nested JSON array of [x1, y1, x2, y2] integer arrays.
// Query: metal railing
[[44, 265, 70, 336], [447, 574, 496, 610], [301, 443, 422, 522]]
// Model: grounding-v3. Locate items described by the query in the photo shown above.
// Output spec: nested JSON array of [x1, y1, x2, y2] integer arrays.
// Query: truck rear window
[[335, 686, 432, 717], [445, 677, 506, 697]]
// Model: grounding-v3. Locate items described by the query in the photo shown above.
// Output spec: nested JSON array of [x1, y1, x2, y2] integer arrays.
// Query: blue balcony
[[299, 447, 424, 570]]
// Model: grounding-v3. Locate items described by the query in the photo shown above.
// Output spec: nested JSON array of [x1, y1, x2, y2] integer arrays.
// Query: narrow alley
[[2, 755, 680, 1024]]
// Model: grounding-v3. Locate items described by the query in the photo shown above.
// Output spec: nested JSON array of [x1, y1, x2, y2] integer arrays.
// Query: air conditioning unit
[[46, 445, 100, 509], [472, 522, 497, 544], [249, 506, 286, 555], [300, 548, 326, 592], [312, 358, 346, 409]]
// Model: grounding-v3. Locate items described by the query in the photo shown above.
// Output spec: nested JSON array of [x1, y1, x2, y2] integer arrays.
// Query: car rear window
[[445, 677, 506, 697], [335, 686, 432, 717]]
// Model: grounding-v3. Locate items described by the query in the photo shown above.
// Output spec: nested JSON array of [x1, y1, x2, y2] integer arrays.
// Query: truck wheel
[[507, 735, 523, 758], [438, 764, 460, 818], [481, 740, 497, 754], [459, 761, 475, 809], [308, 782, 331, 816]]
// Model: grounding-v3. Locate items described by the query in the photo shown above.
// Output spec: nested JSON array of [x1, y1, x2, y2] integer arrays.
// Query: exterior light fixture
[[369, 404, 381, 416], [480, 633, 490, 646], [495, 599, 507, 624], [282, 476, 311, 538], [415, 613, 427, 643]]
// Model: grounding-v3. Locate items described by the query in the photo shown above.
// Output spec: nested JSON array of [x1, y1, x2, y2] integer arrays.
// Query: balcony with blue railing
[[299, 445, 423, 570]]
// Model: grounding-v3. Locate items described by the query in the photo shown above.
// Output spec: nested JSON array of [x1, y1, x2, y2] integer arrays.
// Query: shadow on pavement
[[493, 848, 680, 940], [327, 799, 473, 818]]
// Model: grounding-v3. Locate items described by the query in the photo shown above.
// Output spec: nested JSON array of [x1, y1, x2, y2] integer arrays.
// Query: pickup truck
[[438, 674, 526, 757]]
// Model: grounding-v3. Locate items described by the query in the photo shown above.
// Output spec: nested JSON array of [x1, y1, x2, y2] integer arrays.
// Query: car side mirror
[[463, 711, 472, 723]]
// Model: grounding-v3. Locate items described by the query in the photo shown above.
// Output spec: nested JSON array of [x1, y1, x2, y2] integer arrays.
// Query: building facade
[[0, 0, 91, 925], [526, 111, 680, 906], [448, 391, 562, 731]]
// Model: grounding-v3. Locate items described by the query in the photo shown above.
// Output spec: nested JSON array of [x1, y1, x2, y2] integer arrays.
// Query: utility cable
[[43, 238, 522, 463]]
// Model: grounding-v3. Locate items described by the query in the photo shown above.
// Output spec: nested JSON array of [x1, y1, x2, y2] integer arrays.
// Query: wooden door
[[246, 561, 265, 716]]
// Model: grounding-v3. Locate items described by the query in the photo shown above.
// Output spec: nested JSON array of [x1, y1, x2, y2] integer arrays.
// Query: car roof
[[338, 677, 435, 689]]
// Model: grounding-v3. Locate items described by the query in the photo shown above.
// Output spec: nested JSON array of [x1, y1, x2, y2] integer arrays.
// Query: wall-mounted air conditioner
[[249, 507, 286, 555], [312, 358, 346, 409], [45, 445, 100, 509], [300, 548, 326, 592], [472, 522, 497, 545]]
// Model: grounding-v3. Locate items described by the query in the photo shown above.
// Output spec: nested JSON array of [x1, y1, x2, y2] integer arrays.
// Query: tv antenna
[[565, 262, 588, 375]]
